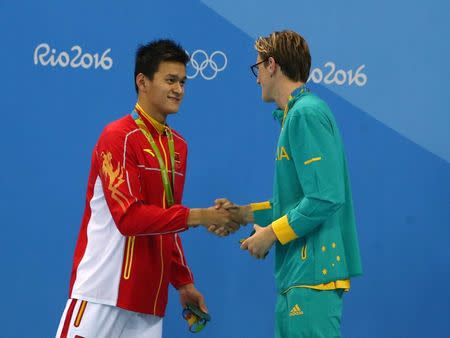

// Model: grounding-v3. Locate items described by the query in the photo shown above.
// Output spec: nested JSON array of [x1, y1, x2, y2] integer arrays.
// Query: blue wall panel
[[0, 1, 449, 337]]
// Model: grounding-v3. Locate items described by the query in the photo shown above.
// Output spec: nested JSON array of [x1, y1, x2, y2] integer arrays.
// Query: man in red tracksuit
[[56, 39, 237, 338]]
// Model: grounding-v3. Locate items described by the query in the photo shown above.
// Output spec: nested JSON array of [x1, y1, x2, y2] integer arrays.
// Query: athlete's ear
[[268, 57, 276, 75], [136, 73, 147, 92]]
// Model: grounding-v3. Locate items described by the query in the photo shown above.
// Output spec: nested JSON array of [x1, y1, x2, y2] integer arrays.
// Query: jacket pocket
[[301, 241, 307, 260], [123, 236, 135, 280]]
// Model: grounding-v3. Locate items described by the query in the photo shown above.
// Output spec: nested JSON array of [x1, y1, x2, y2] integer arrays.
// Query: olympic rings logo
[[186, 50, 227, 80]]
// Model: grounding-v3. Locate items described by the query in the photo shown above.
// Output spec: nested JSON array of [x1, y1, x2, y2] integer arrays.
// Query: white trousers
[[56, 299, 163, 338]]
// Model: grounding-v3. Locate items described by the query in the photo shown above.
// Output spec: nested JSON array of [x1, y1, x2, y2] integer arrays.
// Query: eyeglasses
[[250, 58, 268, 77]]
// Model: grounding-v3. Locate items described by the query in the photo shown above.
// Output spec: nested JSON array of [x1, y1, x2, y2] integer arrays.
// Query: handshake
[[187, 198, 254, 237], [188, 198, 276, 259]]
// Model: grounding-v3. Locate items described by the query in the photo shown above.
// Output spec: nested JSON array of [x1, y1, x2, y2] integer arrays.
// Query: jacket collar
[[272, 85, 309, 123], [135, 103, 167, 135]]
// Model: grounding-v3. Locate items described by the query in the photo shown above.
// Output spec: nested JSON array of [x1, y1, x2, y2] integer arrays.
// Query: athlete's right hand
[[214, 198, 254, 226], [204, 207, 240, 236], [186, 207, 239, 236]]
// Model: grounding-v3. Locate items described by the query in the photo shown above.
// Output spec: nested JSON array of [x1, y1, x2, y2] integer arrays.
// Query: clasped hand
[[208, 198, 277, 258], [204, 198, 248, 237]]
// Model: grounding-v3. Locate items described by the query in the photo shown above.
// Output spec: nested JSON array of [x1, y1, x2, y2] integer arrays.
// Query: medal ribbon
[[131, 109, 176, 207]]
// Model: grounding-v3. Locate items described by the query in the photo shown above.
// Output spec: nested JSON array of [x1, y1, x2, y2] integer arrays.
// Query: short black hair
[[134, 39, 190, 92]]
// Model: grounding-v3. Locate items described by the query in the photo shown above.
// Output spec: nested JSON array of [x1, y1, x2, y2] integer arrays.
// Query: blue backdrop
[[1, 1, 449, 337]]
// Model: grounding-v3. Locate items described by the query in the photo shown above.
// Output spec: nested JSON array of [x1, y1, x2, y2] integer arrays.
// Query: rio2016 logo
[[308, 62, 367, 87], [33, 43, 113, 70]]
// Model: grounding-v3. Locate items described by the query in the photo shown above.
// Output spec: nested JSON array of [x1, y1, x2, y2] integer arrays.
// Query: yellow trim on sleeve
[[304, 157, 322, 165], [250, 201, 272, 211], [283, 280, 351, 294], [272, 215, 298, 245]]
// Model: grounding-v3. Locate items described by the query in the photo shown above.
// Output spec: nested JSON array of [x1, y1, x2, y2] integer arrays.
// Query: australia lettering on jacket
[[276, 146, 290, 161]]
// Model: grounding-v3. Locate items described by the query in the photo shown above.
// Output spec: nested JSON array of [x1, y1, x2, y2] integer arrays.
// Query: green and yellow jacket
[[252, 86, 362, 294]]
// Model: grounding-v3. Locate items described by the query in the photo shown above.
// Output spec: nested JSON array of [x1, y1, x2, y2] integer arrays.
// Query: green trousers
[[275, 288, 344, 338]]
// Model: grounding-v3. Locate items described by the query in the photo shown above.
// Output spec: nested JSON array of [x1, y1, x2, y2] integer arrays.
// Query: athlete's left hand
[[240, 224, 277, 259], [178, 283, 208, 313]]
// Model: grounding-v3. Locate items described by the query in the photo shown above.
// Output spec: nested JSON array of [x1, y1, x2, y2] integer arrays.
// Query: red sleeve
[[170, 233, 194, 288], [95, 125, 190, 236]]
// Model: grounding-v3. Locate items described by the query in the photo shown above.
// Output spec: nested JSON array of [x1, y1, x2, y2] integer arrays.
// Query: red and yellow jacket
[[69, 105, 192, 316]]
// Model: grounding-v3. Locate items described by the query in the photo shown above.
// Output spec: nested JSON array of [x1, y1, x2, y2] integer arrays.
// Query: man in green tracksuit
[[214, 30, 362, 337]]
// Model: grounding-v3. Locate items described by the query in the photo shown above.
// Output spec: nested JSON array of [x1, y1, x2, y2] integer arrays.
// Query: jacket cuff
[[173, 279, 194, 290], [250, 201, 271, 211], [272, 215, 298, 245]]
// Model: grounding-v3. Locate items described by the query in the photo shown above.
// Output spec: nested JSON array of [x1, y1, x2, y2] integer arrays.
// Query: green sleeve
[[286, 109, 345, 239], [252, 200, 273, 227]]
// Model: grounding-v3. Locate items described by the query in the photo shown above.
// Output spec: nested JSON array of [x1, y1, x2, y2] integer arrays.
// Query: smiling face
[[138, 61, 187, 119]]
